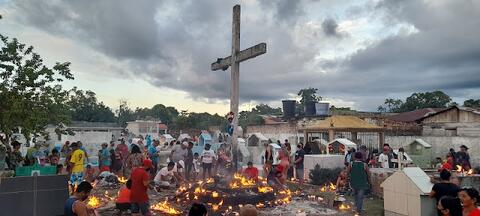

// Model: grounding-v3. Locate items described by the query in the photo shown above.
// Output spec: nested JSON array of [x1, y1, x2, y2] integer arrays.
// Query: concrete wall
[[47, 129, 119, 156], [245, 123, 300, 144], [385, 135, 480, 167]]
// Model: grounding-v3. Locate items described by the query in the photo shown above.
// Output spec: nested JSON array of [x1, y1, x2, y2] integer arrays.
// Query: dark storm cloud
[[13, 0, 164, 60], [321, 18, 340, 37], [7, 0, 480, 110], [258, 0, 305, 24]]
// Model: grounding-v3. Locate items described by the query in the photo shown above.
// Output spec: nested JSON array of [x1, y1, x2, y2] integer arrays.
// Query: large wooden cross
[[211, 4, 266, 171]]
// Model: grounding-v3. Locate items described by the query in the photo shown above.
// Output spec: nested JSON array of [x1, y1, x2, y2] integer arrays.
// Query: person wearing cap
[[130, 159, 153, 216], [455, 145, 471, 171], [170, 141, 188, 163], [378, 146, 391, 168]]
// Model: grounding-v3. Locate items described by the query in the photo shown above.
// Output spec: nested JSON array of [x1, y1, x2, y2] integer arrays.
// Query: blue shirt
[[101, 148, 111, 166], [148, 145, 158, 163]]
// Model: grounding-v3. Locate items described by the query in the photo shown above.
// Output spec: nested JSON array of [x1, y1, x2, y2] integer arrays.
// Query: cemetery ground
[[89, 177, 378, 216]]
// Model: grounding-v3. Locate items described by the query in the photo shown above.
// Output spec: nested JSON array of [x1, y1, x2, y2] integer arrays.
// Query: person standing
[[61, 141, 71, 158], [348, 152, 371, 215], [430, 170, 460, 215], [263, 143, 273, 178], [378, 147, 390, 168], [99, 143, 111, 172], [77, 141, 90, 163], [8, 141, 24, 170], [185, 142, 194, 181], [359, 145, 369, 163], [130, 159, 153, 216], [456, 145, 471, 171], [147, 140, 159, 176], [278, 145, 290, 179], [116, 139, 129, 164], [200, 144, 216, 180], [170, 142, 188, 163], [294, 143, 306, 183], [345, 148, 355, 166], [458, 188, 480, 216], [64, 181, 94, 216], [69, 142, 86, 186], [25, 143, 41, 165], [124, 145, 144, 178]]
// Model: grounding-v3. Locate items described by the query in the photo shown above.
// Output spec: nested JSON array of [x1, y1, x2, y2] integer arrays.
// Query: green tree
[[0, 35, 73, 144], [297, 87, 322, 105], [463, 99, 480, 108], [378, 98, 404, 112], [378, 91, 455, 113], [401, 91, 453, 111], [148, 104, 179, 124], [252, 103, 282, 116], [238, 111, 264, 128], [116, 100, 135, 127], [297, 88, 322, 115], [68, 88, 115, 122]]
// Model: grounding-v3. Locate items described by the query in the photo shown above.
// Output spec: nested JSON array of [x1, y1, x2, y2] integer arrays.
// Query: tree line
[[377, 91, 480, 113], [0, 35, 286, 143]]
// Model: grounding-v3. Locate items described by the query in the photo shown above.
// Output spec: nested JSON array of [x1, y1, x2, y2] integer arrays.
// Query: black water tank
[[282, 100, 296, 119], [304, 101, 316, 116]]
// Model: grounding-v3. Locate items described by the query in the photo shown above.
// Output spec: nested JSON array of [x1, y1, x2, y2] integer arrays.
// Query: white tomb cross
[[211, 5, 267, 171], [391, 152, 409, 170]]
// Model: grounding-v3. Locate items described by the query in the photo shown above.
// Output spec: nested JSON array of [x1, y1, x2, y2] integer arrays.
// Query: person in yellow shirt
[[69, 142, 86, 186]]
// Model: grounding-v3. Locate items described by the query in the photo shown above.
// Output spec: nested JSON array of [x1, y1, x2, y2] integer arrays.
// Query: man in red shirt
[[243, 161, 259, 181], [130, 159, 152, 216]]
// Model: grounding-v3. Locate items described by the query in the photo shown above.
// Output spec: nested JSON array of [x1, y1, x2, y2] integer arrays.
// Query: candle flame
[[87, 196, 101, 209], [151, 200, 182, 215]]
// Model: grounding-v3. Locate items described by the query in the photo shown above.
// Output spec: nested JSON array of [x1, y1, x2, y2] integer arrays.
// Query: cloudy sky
[[1, 0, 479, 114]]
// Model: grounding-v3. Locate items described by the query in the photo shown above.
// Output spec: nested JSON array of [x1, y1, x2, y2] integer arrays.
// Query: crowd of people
[[430, 169, 480, 216], [333, 143, 478, 216], [4, 136, 478, 216], [57, 136, 275, 216], [262, 139, 306, 187]]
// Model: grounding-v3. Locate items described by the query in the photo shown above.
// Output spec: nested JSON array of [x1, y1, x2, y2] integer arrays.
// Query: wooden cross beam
[[211, 43, 267, 71], [211, 5, 267, 171], [391, 152, 410, 170]]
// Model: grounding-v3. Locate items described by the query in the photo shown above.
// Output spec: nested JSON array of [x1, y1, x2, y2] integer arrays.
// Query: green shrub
[[309, 165, 342, 186]]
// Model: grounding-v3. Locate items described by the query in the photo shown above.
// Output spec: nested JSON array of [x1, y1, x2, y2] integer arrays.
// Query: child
[[435, 157, 443, 171], [84, 164, 96, 182], [49, 149, 60, 166], [56, 164, 66, 175], [336, 169, 348, 193], [200, 144, 216, 180], [193, 153, 200, 181], [115, 179, 132, 215]]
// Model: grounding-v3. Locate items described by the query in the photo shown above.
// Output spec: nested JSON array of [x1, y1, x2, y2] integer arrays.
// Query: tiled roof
[[300, 115, 383, 131]]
